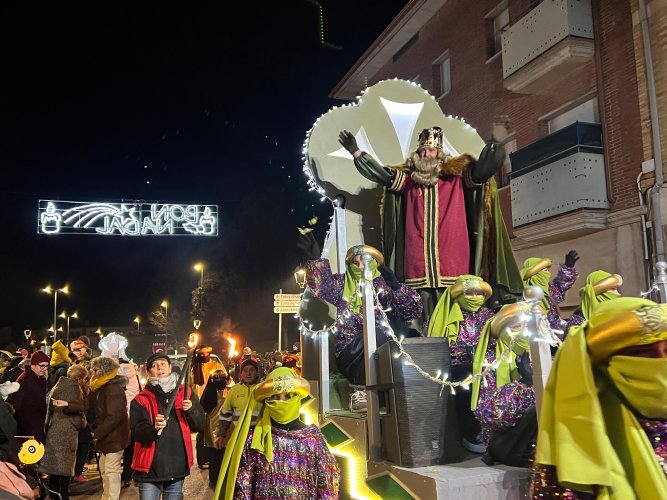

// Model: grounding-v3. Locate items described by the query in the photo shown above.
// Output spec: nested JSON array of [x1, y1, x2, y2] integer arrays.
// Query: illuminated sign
[[38, 200, 218, 236]]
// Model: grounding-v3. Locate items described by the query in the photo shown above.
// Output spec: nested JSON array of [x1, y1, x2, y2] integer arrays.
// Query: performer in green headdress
[[427, 275, 495, 452], [214, 367, 339, 500], [532, 297, 667, 499], [520, 251, 579, 332], [566, 270, 622, 330]]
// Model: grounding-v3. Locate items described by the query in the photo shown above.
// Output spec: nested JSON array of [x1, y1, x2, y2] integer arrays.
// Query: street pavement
[[69, 436, 213, 499]]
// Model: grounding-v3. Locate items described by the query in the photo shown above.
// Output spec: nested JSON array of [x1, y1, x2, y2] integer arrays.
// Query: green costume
[[536, 298, 667, 498]]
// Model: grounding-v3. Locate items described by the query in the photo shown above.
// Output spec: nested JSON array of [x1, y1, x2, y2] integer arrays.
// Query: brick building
[[330, 0, 667, 310]]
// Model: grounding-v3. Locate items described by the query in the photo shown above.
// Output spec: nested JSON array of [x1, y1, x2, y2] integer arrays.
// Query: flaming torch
[[157, 331, 200, 436], [227, 336, 237, 360]]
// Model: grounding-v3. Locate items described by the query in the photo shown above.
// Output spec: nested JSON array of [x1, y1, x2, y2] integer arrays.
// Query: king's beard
[[407, 151, 448, 186]]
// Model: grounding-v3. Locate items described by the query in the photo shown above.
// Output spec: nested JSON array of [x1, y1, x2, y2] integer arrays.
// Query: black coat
[[9, 368, 46, 443], [130, 382, 204, 482]]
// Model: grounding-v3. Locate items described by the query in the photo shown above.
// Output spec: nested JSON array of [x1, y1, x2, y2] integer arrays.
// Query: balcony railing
[[502, 0, 594, 93], [510, 122, 609, 227]]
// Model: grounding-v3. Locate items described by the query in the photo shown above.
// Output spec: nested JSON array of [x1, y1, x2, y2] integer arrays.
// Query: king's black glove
[[338, 130, 360, 156], [296, 232, 321, 260], [564, 250, 579, 268], [378, 265, 402, 290]]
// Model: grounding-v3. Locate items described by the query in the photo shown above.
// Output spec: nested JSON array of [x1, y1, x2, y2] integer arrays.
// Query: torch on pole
[[157, 331, 200, 436]]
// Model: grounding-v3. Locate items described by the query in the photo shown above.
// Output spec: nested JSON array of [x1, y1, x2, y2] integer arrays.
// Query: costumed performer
[[298, 233, 422, 412], [426, 274, 495, 452], [532, 297, 667, 499], [520, 251, 580, 332], [214, 367, 339, 500], [338, 126, 522, 320], [566, 270, 622, 330]]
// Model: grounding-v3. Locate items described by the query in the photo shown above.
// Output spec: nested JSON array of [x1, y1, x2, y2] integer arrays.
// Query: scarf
[[342, 258, 379, 314], [427, 275, 486, 343], [521, 258, 551, 312], [250, 394, 302, 463], [148, 372, 179, 393], [471, 315, 529, 411], [89, 369, 118, 392], [536, 326, 667, 498], [214, 367, 308, 500], [580, 270, 620, 320]]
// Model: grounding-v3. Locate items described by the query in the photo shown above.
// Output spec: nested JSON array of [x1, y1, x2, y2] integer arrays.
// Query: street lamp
[[43, 285, 69, 345], [133, 316, 141, 333], [23, 330, 31, 350], [193, 263, 205, 322], [294, 268, 307, 289], [59, 311, 78, 346], [96, 327, 103, 339], [160, 300, 169, 349]]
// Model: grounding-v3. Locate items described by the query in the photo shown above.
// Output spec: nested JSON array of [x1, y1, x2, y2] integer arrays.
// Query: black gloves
[[338, 130, 359, 156], [470, 140, 506, 184], [297, 232, 321, 260], [378, 265, 402, 290], [564, 250, 579, 268]]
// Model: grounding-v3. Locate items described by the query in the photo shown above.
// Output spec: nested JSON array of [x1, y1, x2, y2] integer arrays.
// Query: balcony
[[502, 0, 594, 94], [510, 122, 609, 229]]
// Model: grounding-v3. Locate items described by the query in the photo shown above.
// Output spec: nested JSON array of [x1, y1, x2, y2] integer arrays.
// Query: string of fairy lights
[[297, 275, 542, 396]]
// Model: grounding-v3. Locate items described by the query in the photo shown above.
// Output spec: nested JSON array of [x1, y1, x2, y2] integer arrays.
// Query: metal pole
[[278, 289, 283, 351], [52, 291, 58, 345], [361, 253, 381, 461]]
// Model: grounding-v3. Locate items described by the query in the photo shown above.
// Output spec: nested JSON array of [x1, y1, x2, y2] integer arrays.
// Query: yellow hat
[[585, 298, 667, 363], [449, 275, 492, 300], [521, 258, 552, 280], [253, 367, 310, 402], [345, 245, 384, 266]]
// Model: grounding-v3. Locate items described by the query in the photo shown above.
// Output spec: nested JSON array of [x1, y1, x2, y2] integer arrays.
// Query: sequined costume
[[475, 381, 534, 446], [545, 264, 578, 331], [233, 425, 339, 499], [450, 308, 495, 367], [305, 258, 422, 357]]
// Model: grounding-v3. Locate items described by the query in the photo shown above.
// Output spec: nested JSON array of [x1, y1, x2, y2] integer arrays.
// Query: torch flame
[[227, 337, 237, 360], [188, 332, 201, 349]]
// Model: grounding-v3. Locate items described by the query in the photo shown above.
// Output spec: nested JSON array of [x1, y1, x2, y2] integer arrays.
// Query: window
[[433, 50, 451, 97], [547, 98, 599, 133], [485, 2, 509, 59]]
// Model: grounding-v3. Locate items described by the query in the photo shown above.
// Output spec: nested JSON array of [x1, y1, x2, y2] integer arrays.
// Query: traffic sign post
[[274, 291, 302, 351]]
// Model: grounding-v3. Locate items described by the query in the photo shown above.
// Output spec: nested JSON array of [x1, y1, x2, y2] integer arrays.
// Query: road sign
[[274, 293, 302, 301], [274, 306, 300, 314], [274, 299, 301, 307]]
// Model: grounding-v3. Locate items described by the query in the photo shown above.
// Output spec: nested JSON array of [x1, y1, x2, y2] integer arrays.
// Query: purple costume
[[306, 258, 422, 357], [545, 264, 578, 331], [234, 425, 340, 499]]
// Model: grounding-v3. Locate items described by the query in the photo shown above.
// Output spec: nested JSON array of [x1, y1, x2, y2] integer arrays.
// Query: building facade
[[331, 0, 667, 311]]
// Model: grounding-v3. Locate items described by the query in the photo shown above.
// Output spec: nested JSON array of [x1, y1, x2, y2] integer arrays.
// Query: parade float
[[297, 79, 541, 499]]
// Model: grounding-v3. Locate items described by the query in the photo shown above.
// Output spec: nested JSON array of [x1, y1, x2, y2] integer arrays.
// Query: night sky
[[0, 1, 409, 352]]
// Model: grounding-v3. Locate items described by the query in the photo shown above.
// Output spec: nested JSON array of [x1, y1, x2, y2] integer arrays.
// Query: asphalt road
[[69, 436, 213, 499]]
